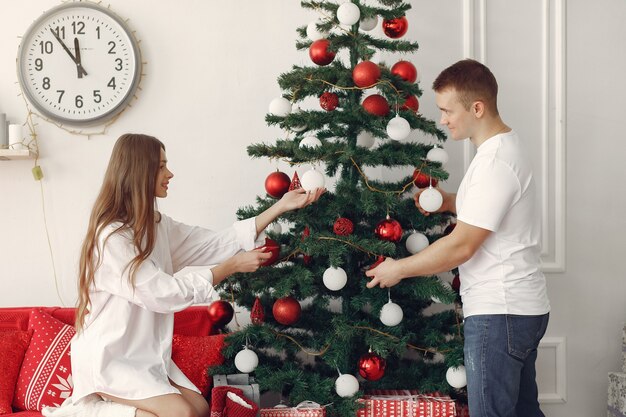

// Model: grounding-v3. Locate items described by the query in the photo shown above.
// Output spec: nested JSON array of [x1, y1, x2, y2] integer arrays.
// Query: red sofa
[[0, 306, 223, 416]]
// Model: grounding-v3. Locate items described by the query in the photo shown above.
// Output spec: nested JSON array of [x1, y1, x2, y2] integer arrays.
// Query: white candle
[[0, 114, 6, 147], [8, 124, 24, 150]]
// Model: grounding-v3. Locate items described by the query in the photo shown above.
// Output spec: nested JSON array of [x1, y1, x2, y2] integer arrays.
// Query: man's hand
[[365, 258, 403, 289]]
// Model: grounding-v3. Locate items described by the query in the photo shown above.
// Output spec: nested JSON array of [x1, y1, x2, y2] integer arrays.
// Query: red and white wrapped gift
[[357, 390, 456, 417], [260, 401, 327, 417]]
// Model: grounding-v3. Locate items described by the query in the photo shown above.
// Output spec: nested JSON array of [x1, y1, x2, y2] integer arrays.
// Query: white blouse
[[70, 214, 261, 402]]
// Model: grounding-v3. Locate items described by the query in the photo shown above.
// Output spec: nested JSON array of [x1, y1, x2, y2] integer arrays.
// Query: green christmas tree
[[213, 1, 465, 415]]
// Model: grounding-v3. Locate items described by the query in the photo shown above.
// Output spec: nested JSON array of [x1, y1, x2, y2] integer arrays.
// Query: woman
[[70, 133, 324, 417]]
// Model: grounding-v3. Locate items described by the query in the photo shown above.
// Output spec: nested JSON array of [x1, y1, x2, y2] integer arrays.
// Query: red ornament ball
[[391, 60, 418, 83], [412, 169, 438, 188], [256, 237, 280, 266], [353, 61, 381, 88], [320, 92, 339, 111], [207, 300, 234, 328], [265, 170, 291, 198], [401, 95, 420, 112], [309, 39, 336, 66], [333, 217, 354, 236], [272, 296, 302, 325], [375, 217, 403, 242], [358, 352, 387, 381], [362, 94, 390, 116], [382, 16, 409, 38]]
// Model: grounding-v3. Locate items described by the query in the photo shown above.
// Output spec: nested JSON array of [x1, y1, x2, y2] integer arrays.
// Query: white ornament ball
[[359, 15, 378, 31], [323, 266, 348, 291], [446, 365, 467, 389], [300, 168, 326, 191], [268, 222, 282, 235], [336, 2, 361, 26], [386, 116, 411, 141], [335, 374, 360, 397], [299, 136, 322, 149], [356, 131, 376, 148], [269, 97, 292, 117], [427, 146, 449, 164], [234, 347, 259, 374], [431, 281, 453, 304], [380, 301, 403, 326], [306, 19, 329, 41], [406, 232, 429, 254], [418, 187, 443, 212], [290, 106, 307, 132]]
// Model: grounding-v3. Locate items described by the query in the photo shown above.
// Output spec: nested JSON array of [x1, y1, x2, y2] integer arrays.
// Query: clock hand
[[50, 29, 77, 64], [73, 37, 88, 78]]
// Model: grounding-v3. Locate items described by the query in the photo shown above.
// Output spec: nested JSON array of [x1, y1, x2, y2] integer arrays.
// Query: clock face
[[17, 2, 141, 125]]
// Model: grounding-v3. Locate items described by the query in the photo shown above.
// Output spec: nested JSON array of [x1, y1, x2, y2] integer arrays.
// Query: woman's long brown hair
[[76, 134, 164, 331]]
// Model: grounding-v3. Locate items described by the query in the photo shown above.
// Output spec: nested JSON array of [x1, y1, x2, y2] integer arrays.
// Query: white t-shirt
[[71, 214, 262, 402], [456, 131, 550, 318]]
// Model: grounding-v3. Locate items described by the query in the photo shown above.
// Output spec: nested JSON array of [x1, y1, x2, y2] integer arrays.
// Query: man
[[366, 59, 550, 417]]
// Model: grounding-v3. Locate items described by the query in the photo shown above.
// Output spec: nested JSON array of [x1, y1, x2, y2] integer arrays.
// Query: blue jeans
[[463, 313, 549, 417]]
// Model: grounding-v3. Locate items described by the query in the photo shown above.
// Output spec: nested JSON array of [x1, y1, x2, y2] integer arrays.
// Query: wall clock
[[17, 1, 142, 126]]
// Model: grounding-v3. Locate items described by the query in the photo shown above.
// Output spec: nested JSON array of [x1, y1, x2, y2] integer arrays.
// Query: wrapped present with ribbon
[[357, 391, 456, 417], [260, 401, 327, 417]]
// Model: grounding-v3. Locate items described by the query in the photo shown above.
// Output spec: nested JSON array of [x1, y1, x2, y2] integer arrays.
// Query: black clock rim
[[16, 1, 142, 126]]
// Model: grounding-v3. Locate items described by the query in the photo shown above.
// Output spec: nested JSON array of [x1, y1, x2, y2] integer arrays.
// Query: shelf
[[0, 149, 38, 161]]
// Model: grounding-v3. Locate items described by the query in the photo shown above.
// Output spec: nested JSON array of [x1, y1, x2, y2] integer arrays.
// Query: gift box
[[357, 390, 456, 417], [214, 374, 261, 410], [260, 401, 327, 417]]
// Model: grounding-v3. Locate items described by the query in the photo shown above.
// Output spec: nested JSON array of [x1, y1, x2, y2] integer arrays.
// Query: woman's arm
[[254, 188, 325, 235]]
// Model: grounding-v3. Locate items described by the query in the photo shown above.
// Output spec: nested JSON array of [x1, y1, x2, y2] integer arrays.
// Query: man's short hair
[[432, 59, 499, 115]]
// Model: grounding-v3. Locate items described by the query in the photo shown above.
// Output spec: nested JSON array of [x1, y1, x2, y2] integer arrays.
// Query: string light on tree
[[323, 266, 348, 291]]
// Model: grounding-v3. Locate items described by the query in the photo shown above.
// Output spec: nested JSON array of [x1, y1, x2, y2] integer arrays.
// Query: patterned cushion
[[12, 310, 75, 411], [0, 331, 32, 414]]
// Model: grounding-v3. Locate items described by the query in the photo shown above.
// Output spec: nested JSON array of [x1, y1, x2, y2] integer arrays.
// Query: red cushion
[[0, 331, 32, 415], [172, 333, 226, 396], [12, 310, 75, 411]]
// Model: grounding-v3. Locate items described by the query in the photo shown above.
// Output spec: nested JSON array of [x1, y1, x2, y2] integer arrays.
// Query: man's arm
[[365, 220, 491, 288]]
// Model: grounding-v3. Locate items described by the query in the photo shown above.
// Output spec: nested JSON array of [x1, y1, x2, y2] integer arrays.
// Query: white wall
[[1, 1, 625, 417]]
